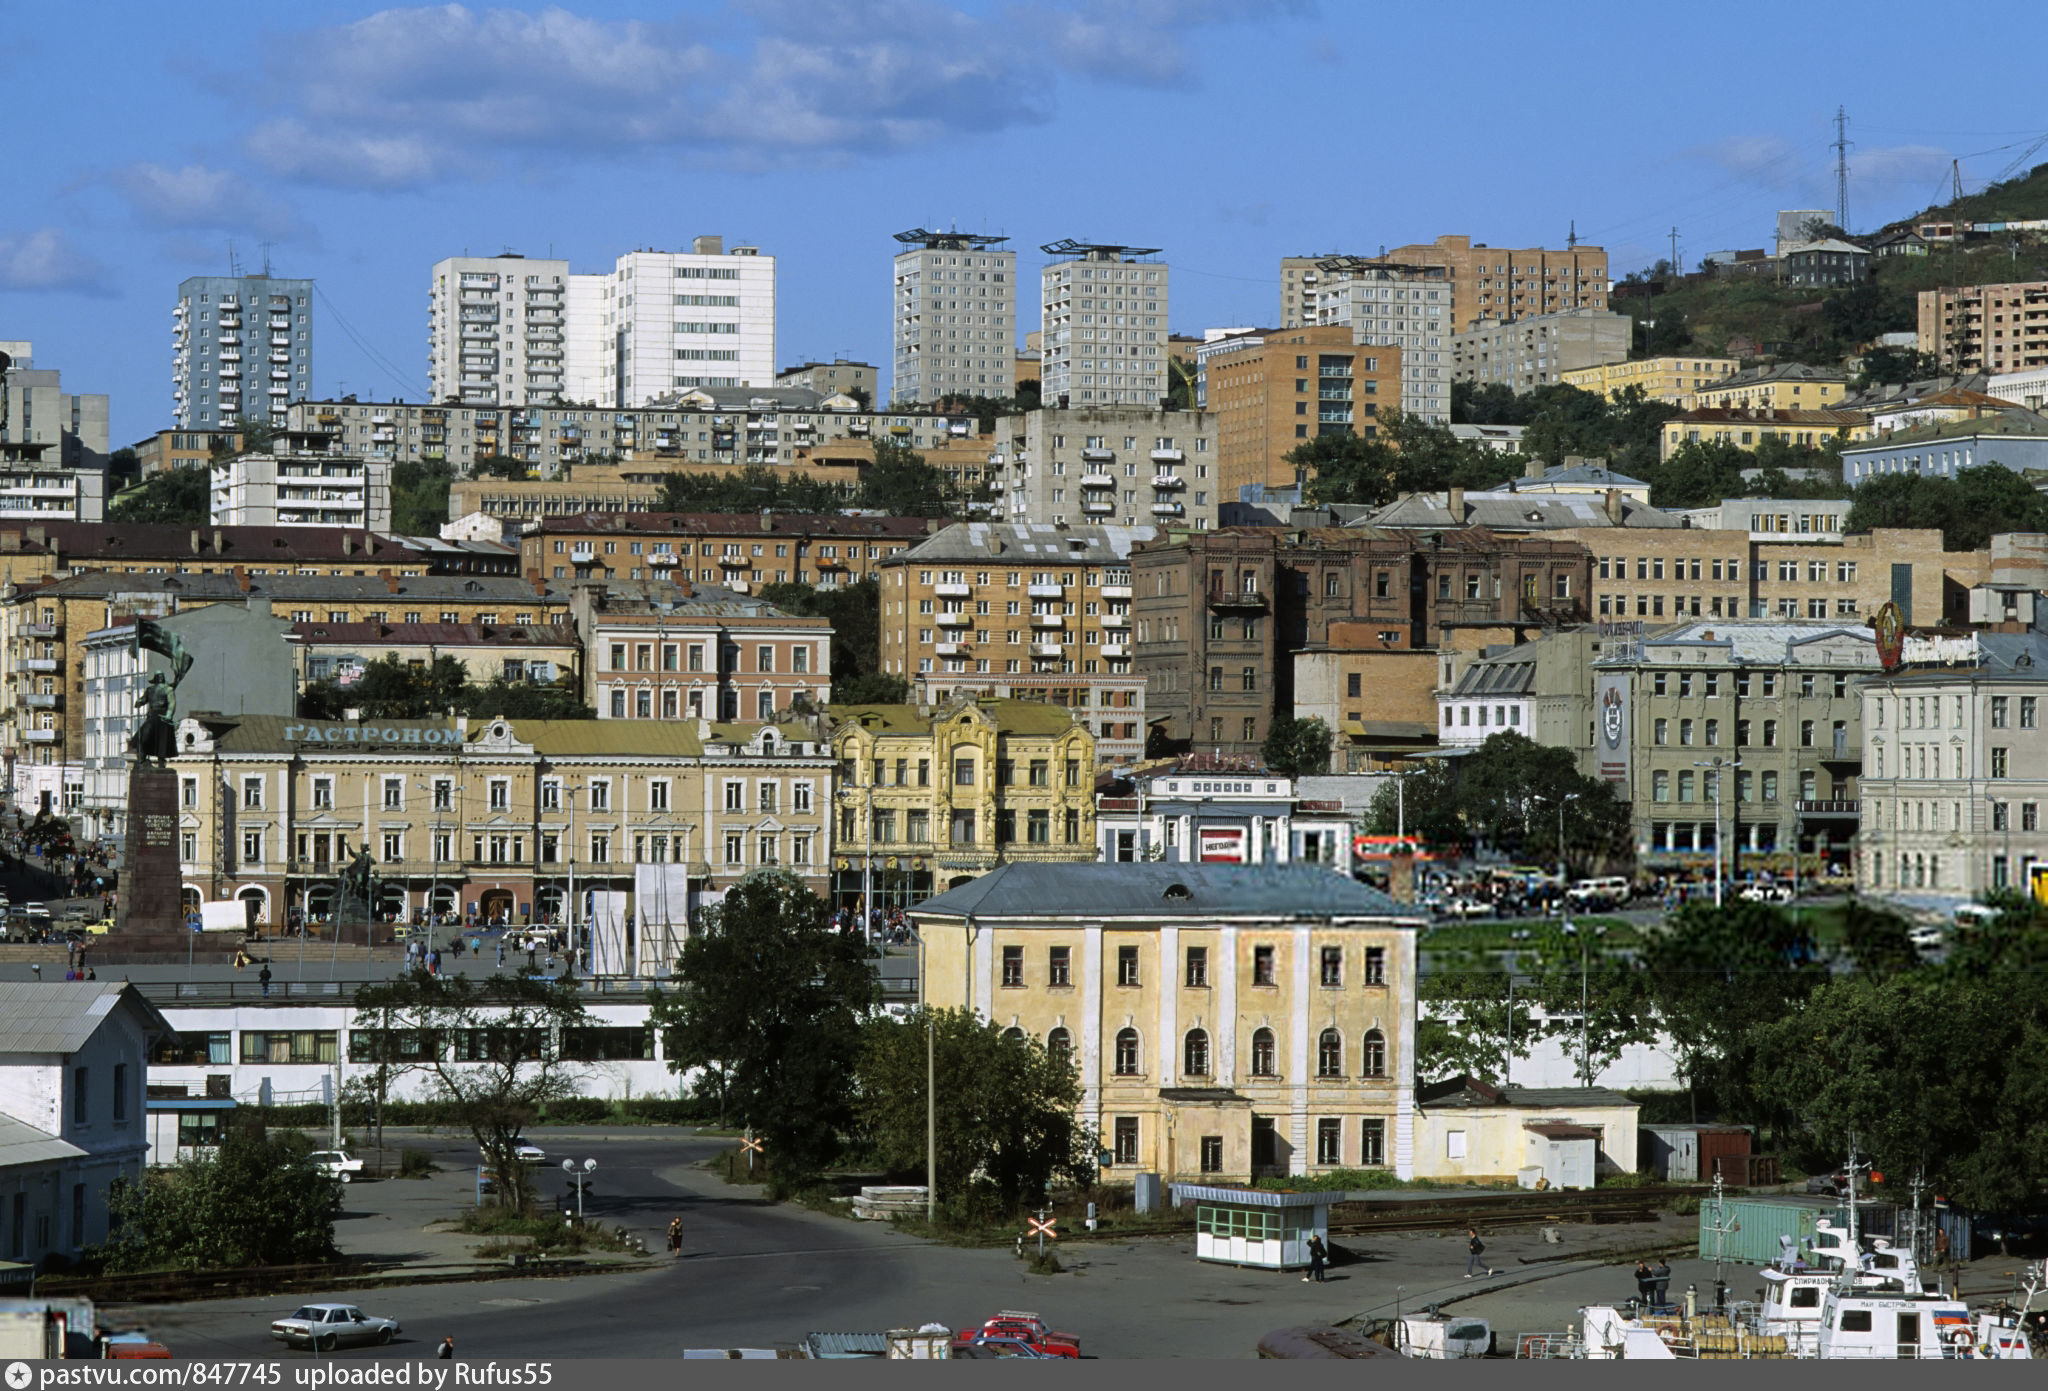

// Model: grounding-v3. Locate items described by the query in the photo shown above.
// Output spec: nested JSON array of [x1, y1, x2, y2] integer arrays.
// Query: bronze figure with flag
[[128, 617, 195, 764]]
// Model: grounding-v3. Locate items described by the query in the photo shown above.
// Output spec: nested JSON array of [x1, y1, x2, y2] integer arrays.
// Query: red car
[[961, 1312, 1079, 1357]]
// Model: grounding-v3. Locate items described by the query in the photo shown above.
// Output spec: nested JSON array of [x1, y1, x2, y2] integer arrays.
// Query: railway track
[[1326, 1189, 1688, 1237]]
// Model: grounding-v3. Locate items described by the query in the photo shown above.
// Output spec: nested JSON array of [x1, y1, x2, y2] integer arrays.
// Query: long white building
[[603, 237, 776, 406], [891, 229, 1016, 405], [1039, 240, 1170, 408]]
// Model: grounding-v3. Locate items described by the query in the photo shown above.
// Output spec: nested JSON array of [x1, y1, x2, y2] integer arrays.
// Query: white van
[[1951, 903, 1999, 930], [1566, 877, 1630, 911]]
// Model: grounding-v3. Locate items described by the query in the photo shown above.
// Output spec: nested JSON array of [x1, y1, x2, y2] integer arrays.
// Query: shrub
[[541, 1098, 613, 1124], [399, 1148, 434, 1179]]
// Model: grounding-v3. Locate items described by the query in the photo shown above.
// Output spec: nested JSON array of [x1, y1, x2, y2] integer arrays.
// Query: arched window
[[1001, 1026, 1025, 1045], [1317, 1028, 1343, 1078], [1047, 1027, 1072, 1068], [1250, 1027, 1276, 1077], [1362, 1028, 1387, 1078], [1114, 1027, 1140, 1076], [1183, 1029, 1210, 1077]]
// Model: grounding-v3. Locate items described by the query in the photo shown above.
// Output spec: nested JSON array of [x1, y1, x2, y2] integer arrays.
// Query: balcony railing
[[1206, 588, 1265, 610], [1027, 584, 1063, 599], [1795, 800, 1860, 817], [934, 582, 971, 598]]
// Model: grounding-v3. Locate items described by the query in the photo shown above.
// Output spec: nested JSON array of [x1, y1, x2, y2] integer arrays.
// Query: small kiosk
[[1172, 1183, 1357, 1271]]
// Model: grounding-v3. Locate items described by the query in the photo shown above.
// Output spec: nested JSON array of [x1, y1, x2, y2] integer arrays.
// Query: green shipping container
[[1695, 1196, 1833, 1265]]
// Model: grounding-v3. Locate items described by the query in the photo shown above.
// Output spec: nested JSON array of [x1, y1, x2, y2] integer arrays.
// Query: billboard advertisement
[[1198, 827, 1247, 863], [1594, 672, 1631, 796]]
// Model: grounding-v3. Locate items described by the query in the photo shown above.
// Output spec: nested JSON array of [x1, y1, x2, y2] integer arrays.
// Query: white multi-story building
[[891, 230, 1015, 405], [1039, 241, 1170, 408], [990, 405, 1218, 530], [427, 253, 572, 407], [172, 273, 313, 429], [603, 237, 776, 407], [210, 446, 393, 530], [1314, 259, 1453, 424], [563, 273, 609, 406]]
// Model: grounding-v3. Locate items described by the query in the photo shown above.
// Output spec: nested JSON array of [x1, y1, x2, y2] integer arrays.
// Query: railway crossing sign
[[740, 1133, 764, 1174], [1028, 1209, 1058, 1256]]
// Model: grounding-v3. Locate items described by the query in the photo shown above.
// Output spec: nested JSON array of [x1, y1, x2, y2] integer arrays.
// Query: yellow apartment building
[[911, 862, 1424, 1181], [1561, 356, 1739, 404], [829, 695, 1096, 909], [1659, 408, 1866, 460], [521, 512, 932, 590], [1206, 326, 1402, 500], [1371, 235, 1609, 333], [1687, 363, 1849, 410]]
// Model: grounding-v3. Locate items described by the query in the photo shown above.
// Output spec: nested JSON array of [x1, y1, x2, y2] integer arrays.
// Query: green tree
[[300, 653, 468, 720], [1638, 900, 1825, 1121], [1167, 355, 1199, 411], [110, 468, 210, 524], [1452, 382, 1535, 426], [1853, 345, 1939, 388], [759, 578, 885, 686], [653, 870, 875, 1190], [1365, 733, 1630, 867], [832, 673, 910, 704], [1650, 438, 1753, 509], [1417, 946, 1549, 1084], [858, 442, 958, 517], [392, 459, 456, 533], [470, 453, 533, 479], [351, 973, 593, 1215], [855, 1007, 1092, 1219], [99, 1123, 337, 1272], [107, 446, 140, 487], [656, 465, 853, 514], [459, 675, 595, 721], [1260, 715, 1332, 776], [1836, 900, 1923, 979], [1289, 430, 1401, 506], [1845, 467, 2048, 550], [1517, 920, 1657, 1084]]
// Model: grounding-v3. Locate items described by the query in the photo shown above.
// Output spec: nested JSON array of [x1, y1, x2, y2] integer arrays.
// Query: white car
[[1907, 924, 1945, 952], [482, 1137, 546, 1163], [270, 1304, 400, 1351], [307, 1151, 364, 1182], [1442, 898, 1496, 920]]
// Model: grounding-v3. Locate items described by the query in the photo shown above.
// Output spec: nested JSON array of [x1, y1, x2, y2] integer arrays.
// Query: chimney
[[341, 533, 355, 556], [212, 528, 223, 553], [692, 234, 724, 256], [190, 529, 201, 555], [761, 509, 774, 531], [1604, 488, 1624, 523], [380, 568, 398, 593], [1525, 457, 1546, 481], [531, 574, 547, 597], [1448, 486, 1466, 521], [233, 565, 251, 593]]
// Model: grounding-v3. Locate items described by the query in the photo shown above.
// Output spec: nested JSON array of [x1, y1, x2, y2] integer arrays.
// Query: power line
[[1832, 106, 1854, 232], [313, 285, 425, 400]]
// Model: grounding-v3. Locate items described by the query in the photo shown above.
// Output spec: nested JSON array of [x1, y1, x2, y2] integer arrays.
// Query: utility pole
[[1567, 220, 1578, 250], [1832, 106, 1853, 233], [1668, 227, 1681, 276], [1952, 159, 1964, 206]]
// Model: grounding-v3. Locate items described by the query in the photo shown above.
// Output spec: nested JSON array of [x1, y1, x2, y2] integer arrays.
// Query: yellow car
[[85, 918, 115, 935]]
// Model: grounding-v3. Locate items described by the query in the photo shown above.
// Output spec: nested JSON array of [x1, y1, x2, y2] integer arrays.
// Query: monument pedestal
[[102, 764, 238, 964]]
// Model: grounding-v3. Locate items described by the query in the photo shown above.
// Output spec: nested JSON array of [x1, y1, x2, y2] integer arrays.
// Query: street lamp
[[560, 1157, 595, 1221], [1693, 756, 1741, 906], [1559, 918, 1607, 1088]]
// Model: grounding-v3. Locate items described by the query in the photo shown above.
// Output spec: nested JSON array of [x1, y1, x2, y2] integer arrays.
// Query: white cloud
[[234, 1, 1301, 188], [107, 162, 305, 239], [1691, 134, 1813, 194], [0, 227, 112, 294]]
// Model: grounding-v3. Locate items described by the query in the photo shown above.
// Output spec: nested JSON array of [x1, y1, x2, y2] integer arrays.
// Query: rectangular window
[[1001, 945, 1023, 987], [1253, 945, 1276, 986], [1113, 1116, 1139, 1166], [1118, 944, 1140, 986], [1048, 945, 1071, 987], [1360, 1118, 1386, 1166], [1185, 945, 1208, 987], [1320, 946, 1342, 987], [1199, 1135, 1223, 1173], [72, 1067, 87, 1124], [1316, 1118, 1342, 1165], [954, 757, 975, 786], [1364, 946, 1386, 984]]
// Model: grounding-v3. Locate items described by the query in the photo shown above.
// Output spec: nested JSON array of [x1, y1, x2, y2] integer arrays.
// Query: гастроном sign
[[281, 723, 463, 747]]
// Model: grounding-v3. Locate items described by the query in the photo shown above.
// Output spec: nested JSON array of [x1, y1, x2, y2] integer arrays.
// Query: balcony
[[934, 642, 965, 657], [934, 582, 971, 599], [1101, 642, 1129, 658], [1795, 800, 1860, 817], [1031, 614, 1066, 629], [1031, 642, 1063, 658], [1100, 584, 1132, 601], [21, 622, 58, 638], [1100, 613, 1129, 629], [23, 658, 59, 673], [936, 612, 972, 629], [1082, 499, 1115, 514], [1080, 447, 1114, 462], [1151, 474, 1187, 490], [23, 692, 58, 709], [987, 479, 1005, 493], [1027, 583, 1063, 599], [24, 729, 57, 743], [1151, 501, 1186, 517], [1080, 472, 1116, 488], [1206, 588, 1266, 611], [717, 555, 749, 569]]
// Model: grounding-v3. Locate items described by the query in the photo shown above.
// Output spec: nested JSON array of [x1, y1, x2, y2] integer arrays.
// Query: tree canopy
[[758, 578, 888, 694], [298, 653, 594, 721], [99, 1123, 337, 1272], [653, 870, 875, 1190], [392, 459, 456, 534], [110, 467, 210, 525], [1363, 733, 1632, 870], [1260, 715, 1333, 776], [1844, 466, 2048, 551]]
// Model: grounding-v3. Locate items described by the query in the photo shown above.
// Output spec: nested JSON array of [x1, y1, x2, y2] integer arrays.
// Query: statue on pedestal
[[127, 617, 195, 766]]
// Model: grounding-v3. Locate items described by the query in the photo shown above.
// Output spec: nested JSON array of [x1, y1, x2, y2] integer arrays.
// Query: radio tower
[[1832, 106, 1853, 232]]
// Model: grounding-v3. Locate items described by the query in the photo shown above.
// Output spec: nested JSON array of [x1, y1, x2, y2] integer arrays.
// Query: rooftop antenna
[[260, 241, 274, 277], [227, 238, 241, 278], [1832, 106, 1853, 232], [1567, 220, 1579, 250]]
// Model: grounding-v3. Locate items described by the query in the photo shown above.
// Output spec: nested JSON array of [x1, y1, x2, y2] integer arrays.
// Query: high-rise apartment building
[[563, 273, 608, 406], [1312, 258, 1451, 423], [1919, 281, 2048, 374], [172, 273, 313, 429], [427, 254, 572, 407], [1372, 235, 1608, 333], [1039, 240, 1170, 408], [1205, 326, 1403, 500], [892, 231, 1015, 405], [1452, 309, 1631, 394], [0, 341, 109, 471], [990, 406, 1219, 530], [1279, 254, 1343, 329], [602, 237, 776, 407]]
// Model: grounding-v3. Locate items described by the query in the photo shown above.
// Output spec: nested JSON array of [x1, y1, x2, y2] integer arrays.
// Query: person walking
[[1303, 1233, 1328, 1283], [1651, 1259, 1672, 1309], [437, 1337, 454, 1360], [1465, 1228, 1491, 1278], [259, 963, 272, 998], [667, 1215, 683, 1257]]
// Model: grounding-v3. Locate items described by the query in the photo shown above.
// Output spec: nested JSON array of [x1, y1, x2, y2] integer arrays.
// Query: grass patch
[[456, 1206, 641, 1258], [1026, 1249, 1064, 1276], [1254, 1168, 1437, 1193], [1421, 917, 1642, 953], [398, 1147, 434, 1179]]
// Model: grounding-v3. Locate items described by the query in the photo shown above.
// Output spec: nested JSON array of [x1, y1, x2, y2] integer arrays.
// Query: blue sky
[[6, 0, 2048, 446]]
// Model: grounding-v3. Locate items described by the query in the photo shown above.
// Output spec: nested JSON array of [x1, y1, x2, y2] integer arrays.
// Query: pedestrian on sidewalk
[[1303, 1234, 1328, 1283], [1652, 1259, 1671, 1309], [1634, 1260, 1654, 1308], [667, 1215, 683, 1257], [1465, 1228, 1491, 1278], [259, 963, 272, 998], [437, 1337, 454, 1360]]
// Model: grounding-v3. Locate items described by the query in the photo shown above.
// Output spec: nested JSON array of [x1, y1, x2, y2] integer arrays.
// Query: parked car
[[1738, 883, 1793, 904], [23, 902, 51, 922], [967, 1313, 1080, 1357], [270, 1304, 400, 1351], [1906, 924, 1945, 952], [85, 918, 115, 935], [481, 1137, 546, 1163], [308, 1151, 365, 1183], [1442, 898, 1495, 920], [1566, 877, 1631, 911], [951, 1335, 1061, 1359], [58, 905, 89, 921], [1804, 1170, 1851, 1196]]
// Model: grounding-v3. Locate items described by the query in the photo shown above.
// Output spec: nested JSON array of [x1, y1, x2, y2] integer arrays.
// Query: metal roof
[[0, 1115, 87, 1168], [1360, 491, 1682, 531], [523, 512, 933, 540], [20, 572, 566, 603], [887, 521, 1156, 564], [831, 699, 1081, 738], [914, 863, 1419, 922], [1168, 1184, 1354, 1208], [289, 622, 575, 648], [1601, 619, 1877, 667], [0, 982, 171, 1054]]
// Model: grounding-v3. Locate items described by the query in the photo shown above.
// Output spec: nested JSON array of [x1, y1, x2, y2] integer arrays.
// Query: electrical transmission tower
[[1831, 106, 1853, 232]]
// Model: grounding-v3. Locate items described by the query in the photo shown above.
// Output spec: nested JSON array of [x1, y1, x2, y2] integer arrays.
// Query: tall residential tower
[[427, 253, 571, 406], [1038, 240, 1170, 409], [172, 273, 313, 430], [601, 236, 775, 407], [891, 229, 1015, 405]]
